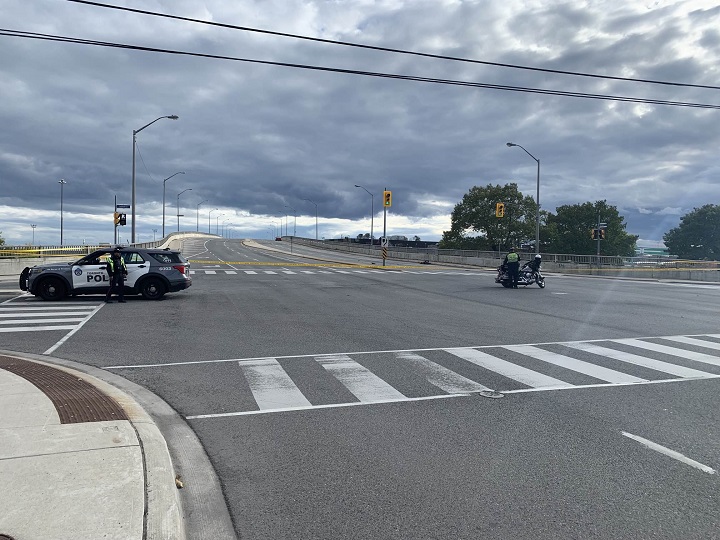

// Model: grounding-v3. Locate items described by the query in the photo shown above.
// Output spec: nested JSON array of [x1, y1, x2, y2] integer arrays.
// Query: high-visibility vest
[[106, 255, 127, 273], [506, 252, 519, 263]]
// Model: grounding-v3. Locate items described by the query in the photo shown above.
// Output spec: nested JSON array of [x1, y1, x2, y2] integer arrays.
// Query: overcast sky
[[1, 0, 719, 247]]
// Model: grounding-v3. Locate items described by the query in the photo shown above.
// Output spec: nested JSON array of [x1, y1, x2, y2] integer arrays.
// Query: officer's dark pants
[[508, 262, 520, 288], [106, 273, 125, 301]]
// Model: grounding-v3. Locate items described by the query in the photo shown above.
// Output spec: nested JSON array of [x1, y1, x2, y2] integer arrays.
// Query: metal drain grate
[[0, 355, 128, 423]]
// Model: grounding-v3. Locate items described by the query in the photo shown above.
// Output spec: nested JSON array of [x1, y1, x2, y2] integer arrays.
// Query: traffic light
[[113, 212, 120, 226], [495, 202, 505, 218], [591, 229, 598, 240], [383, 190, 392, 207], [599, 229, 605, 240], [119, 214, 127, 226]]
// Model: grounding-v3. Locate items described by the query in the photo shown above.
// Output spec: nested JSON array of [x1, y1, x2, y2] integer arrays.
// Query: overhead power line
[[1, 29, 719, 110], [65, 0, 720, 92]]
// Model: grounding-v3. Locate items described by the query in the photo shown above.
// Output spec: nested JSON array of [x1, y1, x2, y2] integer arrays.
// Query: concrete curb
[[0, 350, 237, 540]]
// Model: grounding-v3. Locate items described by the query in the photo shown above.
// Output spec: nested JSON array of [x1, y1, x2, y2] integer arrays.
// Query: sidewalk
[[0, 353, 185, 540]]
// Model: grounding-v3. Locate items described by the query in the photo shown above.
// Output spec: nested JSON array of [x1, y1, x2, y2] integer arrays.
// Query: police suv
[[19, 247, 192, 301]]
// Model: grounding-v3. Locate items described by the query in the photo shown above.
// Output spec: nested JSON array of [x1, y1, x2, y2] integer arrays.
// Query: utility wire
[[2, 29, 719, 110], [65, 0, 720, 92]]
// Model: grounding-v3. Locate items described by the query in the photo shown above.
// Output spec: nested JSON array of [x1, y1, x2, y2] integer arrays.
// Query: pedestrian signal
[[383, 190, 392, 207], [113, 212, 120, 225], [119, 214, 127, 226], [495, 203, 505, 218], [599, 229, 605, 240]]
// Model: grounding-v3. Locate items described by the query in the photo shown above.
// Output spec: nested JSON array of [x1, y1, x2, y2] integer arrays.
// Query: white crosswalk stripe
[[0, 298, 103, 333], [183, 334, 720, 419]]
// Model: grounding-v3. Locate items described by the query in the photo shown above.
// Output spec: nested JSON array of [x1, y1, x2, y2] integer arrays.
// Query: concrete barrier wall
[[0, 232, 219, 276]]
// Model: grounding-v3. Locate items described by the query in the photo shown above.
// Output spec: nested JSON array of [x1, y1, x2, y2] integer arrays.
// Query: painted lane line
[[0, 325, 77, 333], [505, 345, 647, 384], [244, 270, 258, 274], [395, 351, 489, 393], [263, 271, 277, 275], [614, 338, 720, 367], [240, 359, 311, 410], [446, 348, 570, 389], [0, 318, 86, 325], [316, 355, 406, 402], [44, 303, 105, 355], [0, 311, 93, 318], [205, 270, 217, 275], [563, 342, 714, 379], [104, 333, 720, 370], [186, 392, 465, 419], [225, 271, 237, 275], [0, 306, 97, 311], [661, 335, 720, 351], [621, 432, 716, 475]]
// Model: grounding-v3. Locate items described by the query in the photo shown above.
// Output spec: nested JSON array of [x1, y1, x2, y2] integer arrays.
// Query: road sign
[[381, 237, 388, 247], [116, 204, 130, 208]]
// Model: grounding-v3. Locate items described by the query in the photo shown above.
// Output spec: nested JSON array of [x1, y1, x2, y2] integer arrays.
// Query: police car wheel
[[38, 277, 67, 301], [140, 277, 166, 300]]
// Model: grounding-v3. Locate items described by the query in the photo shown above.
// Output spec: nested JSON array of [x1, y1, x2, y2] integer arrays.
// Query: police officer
[[503, 247, 520, 288], [105, 248, 128, 303]]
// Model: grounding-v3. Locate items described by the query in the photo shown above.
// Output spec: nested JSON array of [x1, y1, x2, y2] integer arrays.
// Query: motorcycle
[[495, 262, 546, 288]]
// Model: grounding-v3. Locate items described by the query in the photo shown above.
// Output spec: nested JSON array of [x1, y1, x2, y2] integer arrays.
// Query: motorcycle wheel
[[537, 277, 546, 288]]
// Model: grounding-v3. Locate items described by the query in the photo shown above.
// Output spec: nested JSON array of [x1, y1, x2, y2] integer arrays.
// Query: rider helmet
[[535, 254, 541, 259]]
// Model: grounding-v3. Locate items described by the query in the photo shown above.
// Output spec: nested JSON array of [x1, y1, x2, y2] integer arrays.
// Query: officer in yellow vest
[[503, 247, 520, 288], [105, 248, 128, 303]]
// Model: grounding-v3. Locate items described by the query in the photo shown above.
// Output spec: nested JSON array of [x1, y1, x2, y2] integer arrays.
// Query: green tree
[[663, 204, 720, 260], [439, 183, 536, 250], [544, 200, 637, 256], [0, 231, 4, 246]]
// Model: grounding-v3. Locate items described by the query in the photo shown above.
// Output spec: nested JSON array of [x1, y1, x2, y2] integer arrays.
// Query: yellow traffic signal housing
[[113, 212, 120, 225], [495, 202, 505, 218], [599, 229, 605, 240], [383, 190, 392, 207]]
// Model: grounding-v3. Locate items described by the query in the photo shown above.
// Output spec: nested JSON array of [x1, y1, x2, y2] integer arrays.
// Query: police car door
[[123, 251, 151, 288], [72, 251, 111, 291]]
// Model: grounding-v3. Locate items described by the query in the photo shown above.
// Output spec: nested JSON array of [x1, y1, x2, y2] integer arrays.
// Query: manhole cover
[[477, 390, 504, 399]]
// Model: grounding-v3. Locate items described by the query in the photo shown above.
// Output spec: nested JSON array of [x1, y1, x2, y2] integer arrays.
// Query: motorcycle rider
[[503, 247, 520, 288], [527, 254, 542, 273]]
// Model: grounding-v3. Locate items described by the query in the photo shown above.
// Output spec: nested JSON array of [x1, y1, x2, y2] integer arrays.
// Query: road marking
[[0, 318, 85, 325], [316, 354, 406, 402], [615, 338, 720, 367], [621, 432, 716, 475], [505, 345, 647, 384], [446, 347, 570, 389], [562, 342, 714, 378], [661, 335, 720, 351], [240, 359, 312, 410], [396, 351, 489, 393]]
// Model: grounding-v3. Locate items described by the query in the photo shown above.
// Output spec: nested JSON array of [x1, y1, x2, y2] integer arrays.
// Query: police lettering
[[87, 274, 110, 282]]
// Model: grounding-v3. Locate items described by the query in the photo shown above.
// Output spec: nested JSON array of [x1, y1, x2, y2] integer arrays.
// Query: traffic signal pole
[[382, 187, 388, 267]]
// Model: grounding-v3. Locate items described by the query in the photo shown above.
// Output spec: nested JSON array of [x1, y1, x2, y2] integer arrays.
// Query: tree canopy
[[663, 204, 720, 260], [440, 185, 637, 255], [544, 200, 637, 256], [439, 183, 536, 250]]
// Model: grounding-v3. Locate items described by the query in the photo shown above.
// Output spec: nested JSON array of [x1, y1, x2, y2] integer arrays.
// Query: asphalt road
[[3, 238, 720, 539]]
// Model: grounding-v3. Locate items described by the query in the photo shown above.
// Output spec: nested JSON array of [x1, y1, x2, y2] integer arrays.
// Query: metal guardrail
[[0, 245, 100, 258]]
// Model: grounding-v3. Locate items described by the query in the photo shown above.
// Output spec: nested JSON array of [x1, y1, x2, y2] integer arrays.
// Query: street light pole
[[222, 219, 230, 237], [284, 205, 296, 236], [58, 179, 67, 246], [303, 198, 318, 240], [208, 208, 218, 234], [506, 142, 541, 255], [216, 214, 224, 235], [354, 185, 374, 244], [196, 200, 208, 232], [162, 171, 185, 238], [131, 114, 178, 243], [31, 224, 37, 245], [176, 188, 192, 232]]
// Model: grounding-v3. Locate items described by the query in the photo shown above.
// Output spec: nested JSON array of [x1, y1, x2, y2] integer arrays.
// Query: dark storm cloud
[[1, 0, 719, 246]]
